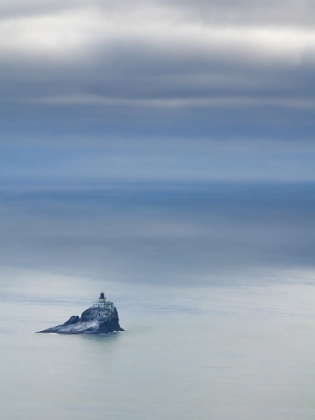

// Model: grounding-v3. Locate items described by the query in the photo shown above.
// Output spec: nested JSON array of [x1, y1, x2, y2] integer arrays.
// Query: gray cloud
[[1, 0, 314, 101], [1, 0, 314, 26], [0, 0, 314, 181]]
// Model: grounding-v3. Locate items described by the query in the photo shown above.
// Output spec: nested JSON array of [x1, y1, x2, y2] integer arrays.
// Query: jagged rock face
[[38, 306, 124, 334], [63, 315, 80, 326]]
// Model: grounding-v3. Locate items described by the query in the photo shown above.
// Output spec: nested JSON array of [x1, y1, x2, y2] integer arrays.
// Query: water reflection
[[80, 331, 123, 343]]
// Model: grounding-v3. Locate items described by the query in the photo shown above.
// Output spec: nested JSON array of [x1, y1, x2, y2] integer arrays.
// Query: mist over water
[[0, 181, 314, 281], [1, 182, 315, 420]]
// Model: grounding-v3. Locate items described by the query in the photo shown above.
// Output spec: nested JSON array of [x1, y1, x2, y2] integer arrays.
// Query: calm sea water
[[0, 183, 314, 419]]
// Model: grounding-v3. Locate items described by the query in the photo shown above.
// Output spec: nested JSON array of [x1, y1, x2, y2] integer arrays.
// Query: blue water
[[0, 182, 314, 419]]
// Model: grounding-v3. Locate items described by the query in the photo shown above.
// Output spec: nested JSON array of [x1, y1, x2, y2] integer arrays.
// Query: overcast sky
[[1, 0, 315, 184]]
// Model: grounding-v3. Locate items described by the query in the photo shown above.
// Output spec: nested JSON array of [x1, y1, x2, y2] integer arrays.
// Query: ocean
[[0, 182, 314, 419]]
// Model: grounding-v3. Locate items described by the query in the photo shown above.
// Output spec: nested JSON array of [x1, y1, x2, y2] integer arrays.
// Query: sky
[[0, 0, 315, 185]]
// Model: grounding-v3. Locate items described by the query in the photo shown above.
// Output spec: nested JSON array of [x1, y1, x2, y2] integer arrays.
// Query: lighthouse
[[93, 292, 113, 309]]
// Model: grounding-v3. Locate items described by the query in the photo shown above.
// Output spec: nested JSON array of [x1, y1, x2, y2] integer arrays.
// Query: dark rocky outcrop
[[38, 305, 124, 335], [63, 315, 80, 326]]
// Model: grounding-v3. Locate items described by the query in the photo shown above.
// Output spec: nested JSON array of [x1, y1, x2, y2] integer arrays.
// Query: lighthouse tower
[[93, 292, 113, 309], [99, 292, 106, 304]]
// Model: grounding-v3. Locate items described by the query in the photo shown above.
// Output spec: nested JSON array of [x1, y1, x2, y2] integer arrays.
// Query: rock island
[[38, 292, 124, 334]]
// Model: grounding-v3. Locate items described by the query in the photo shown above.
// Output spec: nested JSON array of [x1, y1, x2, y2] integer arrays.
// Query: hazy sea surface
[[0, 182, 314, 419]]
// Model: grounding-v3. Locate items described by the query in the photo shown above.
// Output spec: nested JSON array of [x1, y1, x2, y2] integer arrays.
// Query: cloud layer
[[0, 0, 314, 181]]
